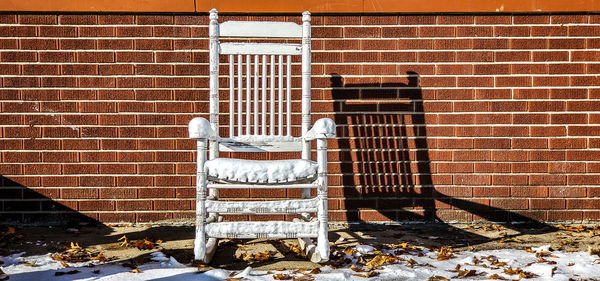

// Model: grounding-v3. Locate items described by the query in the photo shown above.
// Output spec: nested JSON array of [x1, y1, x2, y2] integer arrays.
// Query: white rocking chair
[[188, 9, 335, 264]]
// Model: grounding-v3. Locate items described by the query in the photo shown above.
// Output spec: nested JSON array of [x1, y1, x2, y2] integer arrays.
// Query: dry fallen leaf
[[428, 276, 449, 281], [308, 268, 321, 274], [353, 271, 379, 278], [487, 273, 506, 280], [272, 273, 293, 280]]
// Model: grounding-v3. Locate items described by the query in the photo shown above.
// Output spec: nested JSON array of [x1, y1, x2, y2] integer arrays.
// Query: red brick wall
[[1, 13, 599, 224]]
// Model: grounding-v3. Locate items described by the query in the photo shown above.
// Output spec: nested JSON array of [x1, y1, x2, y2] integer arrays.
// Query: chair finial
[[302, 11, 311, 22], [209, 9, 218, 21]]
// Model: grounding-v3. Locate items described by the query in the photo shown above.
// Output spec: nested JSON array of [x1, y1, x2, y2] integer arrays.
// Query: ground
[[1, 222, 599, 280]]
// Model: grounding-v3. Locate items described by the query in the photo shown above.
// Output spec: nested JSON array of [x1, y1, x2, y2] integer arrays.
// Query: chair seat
[[205, 158, 318, 184]]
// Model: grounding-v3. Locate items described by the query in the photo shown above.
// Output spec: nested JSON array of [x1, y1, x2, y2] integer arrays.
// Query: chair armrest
[[305, 118, 336, 140], [188, 117, 216, 140]]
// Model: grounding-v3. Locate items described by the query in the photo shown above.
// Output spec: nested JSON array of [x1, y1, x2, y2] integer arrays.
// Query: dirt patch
[[3, 223, 599, 270]]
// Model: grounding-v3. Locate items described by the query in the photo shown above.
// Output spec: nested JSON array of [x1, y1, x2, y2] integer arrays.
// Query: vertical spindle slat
[[270, 55, 275, 135], [278, 55, 283, 136], [237, 54, 242, 136], [229, 55, 234, 138], [261, 55, 267, 135], [286, 55, 291, 136], [246, 54, 251, 134], [253, 54, 259, 135]]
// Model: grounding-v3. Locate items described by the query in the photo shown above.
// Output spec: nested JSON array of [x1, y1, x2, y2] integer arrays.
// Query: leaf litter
[[3, 225, 600, 280]]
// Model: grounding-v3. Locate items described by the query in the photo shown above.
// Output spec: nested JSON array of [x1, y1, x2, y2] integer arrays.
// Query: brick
[[137, 15, 172, 24], [77, 51, 114, 63], [569, 26, 600, 37], [568, 126, 600, 136], [475, 114, 511, 124], [116, 101, 153, 112], [492, 150, 530, 162], [551, 114, 587, 124], [98, 39, 133, 50], [135, 39, 172, 50], [512, 113, 548, 125], [549, 162, 585, 174], [380, 52, 416, 62], [116, 77, 153, 87], [511, 186, 546, 197], [418, 52, 454, 62], [313, 27, 342, 38], [63, 164, 98, 175], [174, 15, 206, 25], [511, 38, 547, 49], [548, 211, 582, 221], [528, 101, 565, 112], [548, 186, 586, 198], [381, 27, 417, 38], [474, 138, 510, 149], [495, 51, 530, 62], [361, 39, 396, 50], [436, 64, 471, 75], [530, 199, 565, 210], [419, 26, 454, 37], [511, 64, 547, 75], [490, 199, 528, 210], [0, 15, 16, 24], [436, 162, 472, 173], [100, 188, 137, 199], [139, 188, 174, 198], [473, 186, 509, 197], [116, 200, 152, 211], [18, 15, 56, 24], [512, 138, 547, 149], [456, 51, 492, 62], [155, 77, 192, 88], [493, 126, 529, 137], [117, 176, 153, 187], [80, 151, 117, 162], [20, 39, 57, 50], [324, 39, 359, 50], [99, 164, 136, 174], [571, 76, 600, 86], [344, 27, 379, 38], [39, 51, 75, 62], [42, 151, 77, 162], [511, 163, 547, 173], [116, 52, 154, 64], [457, 76, 493, 87], [56, 15, 95, 24], [435, 138, 473, 149], [493, 175, 529, 186], [62, 188, 98, 199]]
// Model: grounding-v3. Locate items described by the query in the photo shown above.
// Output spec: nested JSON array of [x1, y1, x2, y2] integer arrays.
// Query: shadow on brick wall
[[330, 72, 553, 232], [0, 175, 102, 227]]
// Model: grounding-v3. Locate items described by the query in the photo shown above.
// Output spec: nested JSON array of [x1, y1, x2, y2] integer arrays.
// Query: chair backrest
[[208, 9, 312, 154]]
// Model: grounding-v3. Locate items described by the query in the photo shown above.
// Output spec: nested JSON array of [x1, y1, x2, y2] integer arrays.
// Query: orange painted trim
[[0, 0, 195, 12], [204, 0, 600, 13], [1, 0, 599, 13]]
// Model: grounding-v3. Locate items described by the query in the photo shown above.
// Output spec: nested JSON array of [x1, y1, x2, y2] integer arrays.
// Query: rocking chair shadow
[[330, 72, 554, 238]]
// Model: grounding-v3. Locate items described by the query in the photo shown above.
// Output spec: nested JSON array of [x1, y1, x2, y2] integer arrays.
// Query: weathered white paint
[[206, 197, 319, 214], [220, 21, 302, 38], [219, 140, 303, 152], [220, 43, 302, 55], [207, 183, 319, 189], [205, 221, 319, 239], [190, 9, 334, 264]]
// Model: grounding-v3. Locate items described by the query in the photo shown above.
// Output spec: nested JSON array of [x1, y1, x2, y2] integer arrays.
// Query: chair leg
[[317, 190, 329, 262], [316, 139, 330, 262], [194, 139, 208, 262]]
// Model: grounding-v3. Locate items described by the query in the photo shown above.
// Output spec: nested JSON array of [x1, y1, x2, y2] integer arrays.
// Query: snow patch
[[205, 158, 318, 184]]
